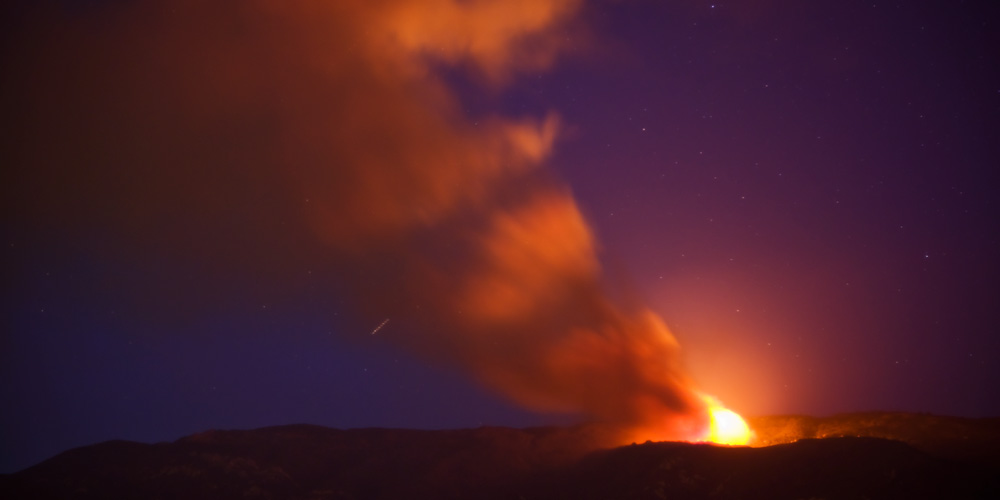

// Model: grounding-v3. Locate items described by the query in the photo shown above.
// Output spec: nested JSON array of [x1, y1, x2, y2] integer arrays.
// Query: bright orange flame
[[701, 395, 751, 445]]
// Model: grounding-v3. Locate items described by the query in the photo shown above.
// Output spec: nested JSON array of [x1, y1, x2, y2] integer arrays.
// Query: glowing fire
[[701, 395, 751, 445]]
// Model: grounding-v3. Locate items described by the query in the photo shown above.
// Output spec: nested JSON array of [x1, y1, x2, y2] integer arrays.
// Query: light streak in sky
[[370, 318, 390, 335]]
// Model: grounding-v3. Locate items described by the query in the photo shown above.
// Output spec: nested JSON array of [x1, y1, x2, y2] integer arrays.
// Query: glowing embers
[[701, 395, 752, 445]]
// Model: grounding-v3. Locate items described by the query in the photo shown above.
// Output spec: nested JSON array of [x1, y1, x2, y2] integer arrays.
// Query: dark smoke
[[3, 0, 709, 441]]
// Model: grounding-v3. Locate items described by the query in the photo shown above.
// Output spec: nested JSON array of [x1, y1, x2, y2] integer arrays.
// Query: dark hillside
[[3, 414, 998, 499]]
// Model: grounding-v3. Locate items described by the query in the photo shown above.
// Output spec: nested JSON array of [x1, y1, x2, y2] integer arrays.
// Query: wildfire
[[700, 395, 752, 446]]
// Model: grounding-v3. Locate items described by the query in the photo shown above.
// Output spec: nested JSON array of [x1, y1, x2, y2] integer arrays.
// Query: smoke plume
[[4, 0, 710, 441]]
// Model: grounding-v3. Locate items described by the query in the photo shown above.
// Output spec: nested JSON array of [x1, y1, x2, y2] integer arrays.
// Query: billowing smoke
[[4, 0, 710, 442]]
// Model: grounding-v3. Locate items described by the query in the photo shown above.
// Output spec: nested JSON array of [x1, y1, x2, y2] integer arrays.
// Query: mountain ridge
[[4, 413, 998, 499]]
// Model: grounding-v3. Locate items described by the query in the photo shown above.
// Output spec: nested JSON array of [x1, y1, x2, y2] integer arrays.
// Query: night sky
[[3, 0, 998, 473]]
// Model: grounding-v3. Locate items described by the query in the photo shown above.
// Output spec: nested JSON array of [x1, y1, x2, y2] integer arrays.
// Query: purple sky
[[3, 0, 998, 473]]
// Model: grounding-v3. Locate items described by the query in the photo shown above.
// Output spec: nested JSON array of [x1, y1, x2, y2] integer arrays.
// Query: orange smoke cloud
[[377, 0, 581, 82], [5, 0, 721, 444], [461, 192, 598, 324]]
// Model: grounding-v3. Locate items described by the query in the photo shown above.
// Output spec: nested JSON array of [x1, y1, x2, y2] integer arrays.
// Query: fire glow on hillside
[[702, 395, 752, 445]]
